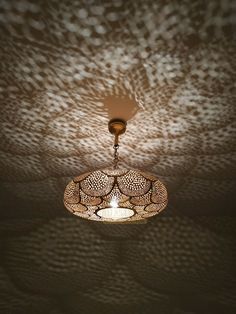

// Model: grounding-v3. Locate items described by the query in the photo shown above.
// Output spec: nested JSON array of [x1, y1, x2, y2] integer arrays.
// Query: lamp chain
[[113, 135, 119, 169], [113, 144, 119, 169]]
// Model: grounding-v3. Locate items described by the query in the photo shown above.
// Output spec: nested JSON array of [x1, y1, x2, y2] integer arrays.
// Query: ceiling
[[0, 0, 236, 313]]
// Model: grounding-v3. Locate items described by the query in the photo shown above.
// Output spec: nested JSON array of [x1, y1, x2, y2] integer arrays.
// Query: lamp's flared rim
[[96, 207, 135, 220]]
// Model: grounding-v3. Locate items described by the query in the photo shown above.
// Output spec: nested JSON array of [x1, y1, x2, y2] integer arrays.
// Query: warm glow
[[64, 118, 168, 222], [97, 207, 134, 220], [97, 196, 135, 220], [64, 168, 168, 222], [110, 196, 118, 208]]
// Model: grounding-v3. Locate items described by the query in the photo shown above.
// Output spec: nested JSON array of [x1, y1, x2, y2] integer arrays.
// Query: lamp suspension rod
[[108, 118, 127, 169]]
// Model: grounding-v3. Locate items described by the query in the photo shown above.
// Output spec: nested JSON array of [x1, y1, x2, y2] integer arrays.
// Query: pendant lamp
[[64, 119, 168, 222]]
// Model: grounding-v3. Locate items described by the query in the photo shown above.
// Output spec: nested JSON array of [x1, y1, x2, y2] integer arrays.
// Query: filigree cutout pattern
[[0, 0, 236, 313], [64, 168, 168, 222]]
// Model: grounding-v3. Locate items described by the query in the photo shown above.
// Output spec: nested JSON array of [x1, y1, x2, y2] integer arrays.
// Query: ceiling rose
[[64, 119, 168, 222]]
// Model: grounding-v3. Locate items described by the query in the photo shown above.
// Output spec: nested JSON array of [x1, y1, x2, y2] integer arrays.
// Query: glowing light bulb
[[110, 196, 118, 208], [97, 196, 134, 220]]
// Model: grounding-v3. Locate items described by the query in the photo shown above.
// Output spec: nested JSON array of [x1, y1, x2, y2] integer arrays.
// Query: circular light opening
[[97, 207, 134, 220]]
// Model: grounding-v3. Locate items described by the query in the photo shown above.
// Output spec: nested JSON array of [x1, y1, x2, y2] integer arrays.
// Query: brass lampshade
[[64, 119, 168, 222]]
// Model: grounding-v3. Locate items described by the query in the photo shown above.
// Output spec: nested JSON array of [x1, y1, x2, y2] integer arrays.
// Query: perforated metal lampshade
[[64, 119, 168, 222], [64, 167, 168, 222]]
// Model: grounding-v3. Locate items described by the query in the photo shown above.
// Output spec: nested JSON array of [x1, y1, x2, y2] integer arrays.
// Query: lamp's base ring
[[108, 119, 127, 136]]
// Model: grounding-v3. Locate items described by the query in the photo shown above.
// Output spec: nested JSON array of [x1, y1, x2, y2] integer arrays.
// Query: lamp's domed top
[[64, 167, 168, 223]]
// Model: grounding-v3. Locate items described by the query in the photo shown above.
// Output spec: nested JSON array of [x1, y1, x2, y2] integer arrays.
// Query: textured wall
[[0, 0, 236, 313]]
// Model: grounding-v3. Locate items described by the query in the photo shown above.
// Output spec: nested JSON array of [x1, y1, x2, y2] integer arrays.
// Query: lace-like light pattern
[[64, 168, 167, 222]]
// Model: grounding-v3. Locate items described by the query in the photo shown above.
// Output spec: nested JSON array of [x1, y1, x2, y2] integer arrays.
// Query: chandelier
[[64, 119, 168, 222]]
